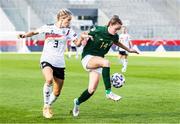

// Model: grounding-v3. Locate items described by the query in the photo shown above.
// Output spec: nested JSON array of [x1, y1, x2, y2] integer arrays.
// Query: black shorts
[[119, 51, 128, 56], [40, 62, 65, 80], [71, 46, 77, 51]]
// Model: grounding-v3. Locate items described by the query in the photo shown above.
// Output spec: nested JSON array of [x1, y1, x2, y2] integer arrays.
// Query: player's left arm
[[114, 42, 139, 54]]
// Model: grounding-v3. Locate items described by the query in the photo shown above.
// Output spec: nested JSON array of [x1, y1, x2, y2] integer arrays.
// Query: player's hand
[[81, 32, 93, 41], [33, 40, 38, 46], [129, 48, 139, 54], [18, 34, 26, 39]]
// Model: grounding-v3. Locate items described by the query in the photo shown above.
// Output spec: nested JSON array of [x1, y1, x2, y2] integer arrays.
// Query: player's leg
[[41, 65, 54, 118], [85, 56, 110, 93], [124, 55, 128, 71], [121, 54, 128, 73], [77, 71, 100, 104], [49, 77, 64, 106], [121, 55, 125, 72], [75, 47, 79, 59], [47, 67, 65, 116], [42, 66, 53, 106], [86, 56, 121, 101], [119, 51, 124, 65], [68, 46, 72, 58], [46, 77, 64, 117], [119, 51, 127, 72], [119, 51, 124, 64], [73, 71, 100, 117], [67, 41, 71, 58]]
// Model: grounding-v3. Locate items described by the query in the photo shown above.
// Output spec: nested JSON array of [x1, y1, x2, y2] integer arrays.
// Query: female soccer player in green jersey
[[72, 15, 139, 117]]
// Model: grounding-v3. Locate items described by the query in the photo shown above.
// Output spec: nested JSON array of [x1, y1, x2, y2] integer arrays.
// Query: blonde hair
[[57, 9, 72, 21], [107, 15, 122, 27]]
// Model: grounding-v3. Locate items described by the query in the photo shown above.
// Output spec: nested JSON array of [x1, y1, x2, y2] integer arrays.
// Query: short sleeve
[[88, 26, 98, 36], [67, 29, 78, 41]]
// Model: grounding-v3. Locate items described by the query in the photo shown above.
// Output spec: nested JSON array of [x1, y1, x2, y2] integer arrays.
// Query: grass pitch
[[0, 53, 180, 123]]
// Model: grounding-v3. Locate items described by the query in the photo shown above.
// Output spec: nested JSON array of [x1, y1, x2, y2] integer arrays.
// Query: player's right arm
[[18, 31, 39, 38], [18, 25, 48, 38]]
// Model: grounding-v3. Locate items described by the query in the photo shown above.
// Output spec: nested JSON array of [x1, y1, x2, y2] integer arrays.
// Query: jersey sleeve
[[113, 34, 119, 43], [35, 25, 48, 34], [88, 26, 98, 37], [66, 29, 78, 41]]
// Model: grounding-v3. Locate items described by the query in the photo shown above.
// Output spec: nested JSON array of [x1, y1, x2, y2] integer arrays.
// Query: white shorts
[[81, 55, 102, 74]]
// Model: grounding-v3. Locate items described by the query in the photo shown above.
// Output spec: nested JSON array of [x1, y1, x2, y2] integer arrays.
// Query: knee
[[102, 60, 110, 67], [45, 77, 53, 84]]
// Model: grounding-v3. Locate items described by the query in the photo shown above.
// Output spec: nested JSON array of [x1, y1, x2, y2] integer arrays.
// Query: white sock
[[120, 59, 125, 66], [68, 52, 71, 58], [48, 92, 58, 106], [123, 59, 128, 69], [120, 58, 124, 65], [43, 83, 52, 106], [75, 51, 78, 59]]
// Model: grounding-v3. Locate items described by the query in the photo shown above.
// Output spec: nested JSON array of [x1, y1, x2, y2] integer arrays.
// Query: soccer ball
[[111, 73, 125, 88]]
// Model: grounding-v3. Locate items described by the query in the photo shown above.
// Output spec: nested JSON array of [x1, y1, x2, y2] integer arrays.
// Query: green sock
[[105, 89, 111, 94], [102, 67, 112, 94], [78, 89, 93, 105]]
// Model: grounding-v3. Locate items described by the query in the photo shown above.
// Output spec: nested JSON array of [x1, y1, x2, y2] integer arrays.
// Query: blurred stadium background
[[0, 1, 180, 123], [0, 0, 180, 53]]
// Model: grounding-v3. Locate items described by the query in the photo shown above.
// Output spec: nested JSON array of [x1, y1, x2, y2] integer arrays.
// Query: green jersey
[[82, 26, 119, 59]]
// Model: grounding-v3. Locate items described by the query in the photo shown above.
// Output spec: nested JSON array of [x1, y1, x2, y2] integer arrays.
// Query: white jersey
[[119, 33, 131, 51], [36, 24, 77, 68]]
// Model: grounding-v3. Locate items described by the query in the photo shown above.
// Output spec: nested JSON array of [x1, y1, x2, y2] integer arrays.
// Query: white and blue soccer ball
[[111, 73, 125, 88]]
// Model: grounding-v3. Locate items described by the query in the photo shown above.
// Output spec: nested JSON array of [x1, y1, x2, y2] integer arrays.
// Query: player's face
[[108, 24, 122, 35], [61, 16, 72, 27]]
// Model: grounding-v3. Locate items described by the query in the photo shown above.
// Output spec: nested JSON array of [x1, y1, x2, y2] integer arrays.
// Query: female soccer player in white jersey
[[18, 9, 88, 118], [118, 26, 132, 72]]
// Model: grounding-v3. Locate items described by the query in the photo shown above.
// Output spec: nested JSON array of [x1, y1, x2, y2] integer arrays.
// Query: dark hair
[[107, 15, 123, 27]]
